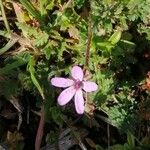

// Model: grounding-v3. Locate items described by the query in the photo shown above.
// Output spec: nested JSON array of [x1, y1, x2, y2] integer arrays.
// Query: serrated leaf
[[17, 22, 49, 47], [34, 32, 49, 47], [17, 22, 39, 38], [54, 11, 71, 31]]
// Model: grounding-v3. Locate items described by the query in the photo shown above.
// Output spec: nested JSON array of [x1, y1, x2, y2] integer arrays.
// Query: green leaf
[[109, 144, 124, 150], [34, 32, 49, 47], [127, 132, 135, 148], [16, 22, 39, 38], [0, 30, 10, 38], [74, 0, 85, 9], [0, 59, 26, 75], [46, 0, 55, 10], [54, 11, 71, 31], [50, 107, 63, 125], [120, 40, 135, 46], [97, 41, 114, 52], [0, 77, 19, 98], [124, 143, 130, 150], [27, 57, 45, 99], [58, 42, 66, 61], [39, 0, 47, 15], [17, 22, 49, 47], [109, 30, 122, 45], [43, 43, 52, 60], [96, 145, 104, 150]]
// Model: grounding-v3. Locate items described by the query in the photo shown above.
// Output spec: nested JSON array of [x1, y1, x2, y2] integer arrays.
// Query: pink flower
[[51, 66, 98, 114]]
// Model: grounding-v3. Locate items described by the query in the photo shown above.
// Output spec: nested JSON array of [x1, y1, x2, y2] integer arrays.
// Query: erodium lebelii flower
[[51, 66, 98, 114]]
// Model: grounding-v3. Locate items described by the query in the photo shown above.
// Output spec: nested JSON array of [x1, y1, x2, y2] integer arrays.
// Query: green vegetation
[[0, 0, 150, 149]]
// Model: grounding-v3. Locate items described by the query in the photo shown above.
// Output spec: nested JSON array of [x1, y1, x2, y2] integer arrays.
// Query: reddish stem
[[35, 106, 44, 150]]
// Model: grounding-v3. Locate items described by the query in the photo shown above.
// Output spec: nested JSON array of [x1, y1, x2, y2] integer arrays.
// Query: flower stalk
[[84, 7, 92, 71]]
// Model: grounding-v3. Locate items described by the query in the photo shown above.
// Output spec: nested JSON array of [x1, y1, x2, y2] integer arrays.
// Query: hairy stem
[[84, 11, 92, 69]]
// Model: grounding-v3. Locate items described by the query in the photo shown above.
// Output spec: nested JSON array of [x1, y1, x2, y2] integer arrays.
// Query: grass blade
[[0, 0, 10, 33], [19, 0, 41, 22], [28, 57, 45, 99]]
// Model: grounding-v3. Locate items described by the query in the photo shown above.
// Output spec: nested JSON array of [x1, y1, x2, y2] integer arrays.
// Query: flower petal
[[58, 86, 76, 106], [74, 89, 84, 114], [83, 81, 98, 92], [71, 66, 83, 81], [51, 77, 74, 88]]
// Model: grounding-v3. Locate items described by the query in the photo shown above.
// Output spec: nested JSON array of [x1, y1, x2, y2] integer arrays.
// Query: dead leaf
[[85, 138, 96, 149], [12, 2, 26, 23], [142, 71, 150, 91], [85, 101, 95, 115], [6, 131, 24, 150], [68, 26, 79, 40]]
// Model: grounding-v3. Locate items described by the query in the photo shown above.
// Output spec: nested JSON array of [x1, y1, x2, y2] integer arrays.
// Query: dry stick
[[35, 105, 45, 150], [9, 96, 23, 131]]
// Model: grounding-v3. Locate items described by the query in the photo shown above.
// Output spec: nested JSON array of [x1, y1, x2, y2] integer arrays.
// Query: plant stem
[[84, 11, 92, 70], [35, 106, 45, 150], [0, 0, 10, 33]]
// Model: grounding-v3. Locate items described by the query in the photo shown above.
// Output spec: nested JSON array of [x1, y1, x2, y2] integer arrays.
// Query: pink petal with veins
[[71, 66, 83, 81], [83, 81, 98, 92], [58, 86, 76, 106], [51, 77, 74, 88], [74, 89, 84, 114]]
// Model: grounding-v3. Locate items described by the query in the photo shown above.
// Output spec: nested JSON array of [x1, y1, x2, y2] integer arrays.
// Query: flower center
[[74, 80, 82, 90]]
